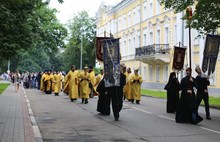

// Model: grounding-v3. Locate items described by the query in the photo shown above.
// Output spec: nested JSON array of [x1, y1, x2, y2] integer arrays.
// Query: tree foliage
[[160, 0, 220, 35], [0, 0, 67, 73], [63, 11, 96, 70]]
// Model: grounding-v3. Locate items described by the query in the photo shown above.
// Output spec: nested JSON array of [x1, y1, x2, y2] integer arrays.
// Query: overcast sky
[[49, 0, 121, 24]]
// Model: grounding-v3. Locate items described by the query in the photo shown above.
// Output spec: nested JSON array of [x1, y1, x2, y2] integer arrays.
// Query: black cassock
[[96, 79, 110, 115], [164, 72, 180, 113], [175, 76, 203, 124], [96, 73, 126, 119]]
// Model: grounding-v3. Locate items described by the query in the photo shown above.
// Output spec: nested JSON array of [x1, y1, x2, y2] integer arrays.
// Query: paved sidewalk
[[0, 82, 38, 142]]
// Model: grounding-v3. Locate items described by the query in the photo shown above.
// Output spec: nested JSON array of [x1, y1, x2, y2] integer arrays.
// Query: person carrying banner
[[164, 72, 180, 113], [130, 68, 143, 104], [175, 67, 203, 124], [64, 65, 79, 102], [195, 66, 211, 120], [78, 66, 91, 104], [105, 65, 126, 121]]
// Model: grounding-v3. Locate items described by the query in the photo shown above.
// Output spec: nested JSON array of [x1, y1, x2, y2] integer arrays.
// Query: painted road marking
[[200, 127, 220, 134], [158, 115, 175, 121]]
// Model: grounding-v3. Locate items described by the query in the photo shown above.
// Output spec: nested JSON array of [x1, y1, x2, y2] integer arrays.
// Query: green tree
[[160, 0, 220, 35], [0, 0, 66, 66], [1, 0, 67, 73], [63, 11, 96, 70]]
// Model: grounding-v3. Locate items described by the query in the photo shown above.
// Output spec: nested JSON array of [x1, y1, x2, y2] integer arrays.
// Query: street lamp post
[[7, 60, 10, 74], [80, 34, 83, 70], [186, 6, 193, 71]]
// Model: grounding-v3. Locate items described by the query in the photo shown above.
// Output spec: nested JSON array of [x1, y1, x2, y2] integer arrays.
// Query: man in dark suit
[[195, 66, 211, 120]]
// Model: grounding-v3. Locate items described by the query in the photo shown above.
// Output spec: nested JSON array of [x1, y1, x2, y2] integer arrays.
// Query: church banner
[[95, 37, 112, 62], [202, 34, 220, 75], [102, 38, 120, 87], [172, 46, 186, 71]]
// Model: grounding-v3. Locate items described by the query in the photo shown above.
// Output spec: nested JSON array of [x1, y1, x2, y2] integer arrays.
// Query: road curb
[[23, 87, 43, 142]]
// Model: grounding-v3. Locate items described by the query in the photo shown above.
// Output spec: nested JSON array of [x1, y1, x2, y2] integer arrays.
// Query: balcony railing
[[135, 44, 169, 57]]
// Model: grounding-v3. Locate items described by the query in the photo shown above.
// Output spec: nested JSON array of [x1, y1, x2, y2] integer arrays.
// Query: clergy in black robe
[[106, 72, 126, 121], [175, 67, 203, 124], [96, 79, 111, 115], [164, 72, 180, 113]]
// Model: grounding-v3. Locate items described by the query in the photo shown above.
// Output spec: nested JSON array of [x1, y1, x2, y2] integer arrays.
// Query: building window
[[150, 32, 153, 45], [143, 34, 147, 46], [128, 39, 131, 55], [133, 37, 136, 54], [156, 30, 160, 51], [128, 13, 131, 27], [164, 27, 169, 46], [123, 17, 125, 30], [124, 40, 126, 56], [149, 65, 153, 81], [174, 25, 177, 44], [164, 65, 168, 82], [133, 11, 136, 25], [143, 66, 146, 80], [138, 35, 141, 47], [143, 5, 147, 20], [118, 19, 121, 31], [156, 0, 160, 14], [156, 65, 160, 82], [149, 2, 153, 17], [137, 7, 141, 23], [156, 29, 160, 44]]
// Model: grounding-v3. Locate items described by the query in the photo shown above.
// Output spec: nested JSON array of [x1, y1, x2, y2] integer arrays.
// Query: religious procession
[[17, 35, 214, 125], [30, 62, 143, 122]]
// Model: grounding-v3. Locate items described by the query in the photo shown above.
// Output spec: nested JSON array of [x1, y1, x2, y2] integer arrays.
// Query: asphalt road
[[26, 89, 220, 142]]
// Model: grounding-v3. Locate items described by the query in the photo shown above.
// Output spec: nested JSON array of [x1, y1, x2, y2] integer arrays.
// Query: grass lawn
[[201, 96, 220, 108], [141, 89, 166, 98], [141, 89, 220, 108], [0, 83, 10, 95]]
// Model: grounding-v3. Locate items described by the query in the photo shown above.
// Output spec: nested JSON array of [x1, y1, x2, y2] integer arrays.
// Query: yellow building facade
[[95, 0, 220, 94]]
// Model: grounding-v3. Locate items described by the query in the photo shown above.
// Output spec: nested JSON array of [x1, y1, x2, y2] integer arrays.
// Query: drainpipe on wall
[[139, 0, 142, 75]]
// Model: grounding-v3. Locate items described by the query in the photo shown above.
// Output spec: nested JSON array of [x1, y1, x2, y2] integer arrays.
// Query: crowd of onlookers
[[4, 71, 66, 89], [1, 71, 51, 89], [0, 72, 9, 80]]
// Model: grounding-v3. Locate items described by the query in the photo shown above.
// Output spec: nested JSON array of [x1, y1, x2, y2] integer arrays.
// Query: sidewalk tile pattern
[[0, 84, 36, 142]]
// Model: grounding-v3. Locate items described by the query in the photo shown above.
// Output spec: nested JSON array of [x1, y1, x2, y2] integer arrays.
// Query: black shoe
[[81, 98, 84, 103], [85, 99, 88, 104], [71, 99, 73, 102], [136, 100, 140, 104], [206, 116, 211, 120], [114, 118, 119, 121], [131, 100, 134, 103]]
